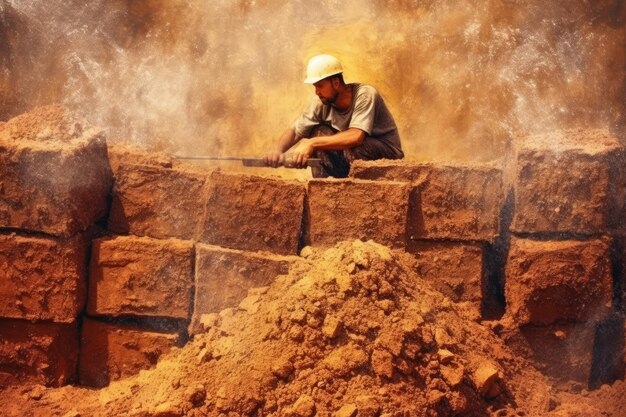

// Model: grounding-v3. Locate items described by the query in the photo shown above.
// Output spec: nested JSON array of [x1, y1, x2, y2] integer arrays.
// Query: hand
[[284, 139, 313, 168], [264, 151, 283, 168]]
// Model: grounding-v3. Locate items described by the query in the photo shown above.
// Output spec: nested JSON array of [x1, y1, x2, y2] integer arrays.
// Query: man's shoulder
[[352, 83, 379, 98]]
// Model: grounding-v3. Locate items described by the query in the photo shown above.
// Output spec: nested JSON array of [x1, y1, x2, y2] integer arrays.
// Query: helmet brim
[[303, 70, 342, 84]]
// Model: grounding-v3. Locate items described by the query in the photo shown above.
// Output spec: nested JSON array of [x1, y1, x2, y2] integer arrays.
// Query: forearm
[[275, 128, 300, 153], [309, 128, 365, 151]]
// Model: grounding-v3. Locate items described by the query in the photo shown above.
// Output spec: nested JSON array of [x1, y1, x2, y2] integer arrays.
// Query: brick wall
[[1, 107, 624, 389], [501, 129, 625, 387], [0, 106, 110, 386]]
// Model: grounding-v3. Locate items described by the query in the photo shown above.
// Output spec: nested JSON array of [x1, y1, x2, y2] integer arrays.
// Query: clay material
[[108, 163, 210, 240], [79, 318, 179, 387], [503, 322, 597, 385], [88, 235, 194, 320], [190, 243, 296, 334], [510, 129, 625, 234], [408, 240, 484, 317], [505, 236, 613, 325], [350, 160, 503, 242], [107, 143, 173, 178], [0, 318, 78, 387], [0, 105, 112, 236], [0, 232, 87, 323], [198, 171, 306, 255], [306, 178, 410, 248]]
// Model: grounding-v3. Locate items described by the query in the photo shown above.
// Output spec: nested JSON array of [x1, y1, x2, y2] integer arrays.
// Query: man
[[265, 54, 403, 177]]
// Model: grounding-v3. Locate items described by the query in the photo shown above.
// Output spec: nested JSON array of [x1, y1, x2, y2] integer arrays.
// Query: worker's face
[[313, 78, 338, 105]]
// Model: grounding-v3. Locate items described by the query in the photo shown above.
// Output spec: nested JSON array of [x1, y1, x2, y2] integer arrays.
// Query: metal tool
[[173, 156, 322, 168]]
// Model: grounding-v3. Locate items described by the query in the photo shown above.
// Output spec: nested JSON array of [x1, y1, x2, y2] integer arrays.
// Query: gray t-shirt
[[292, 83, 402, 151]]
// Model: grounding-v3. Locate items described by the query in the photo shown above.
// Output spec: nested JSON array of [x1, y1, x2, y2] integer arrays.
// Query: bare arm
[[265, 128, 302, 167], [276, 128, 301, 153], [306, 127, 365, 151], [286, 128, 365, 167]]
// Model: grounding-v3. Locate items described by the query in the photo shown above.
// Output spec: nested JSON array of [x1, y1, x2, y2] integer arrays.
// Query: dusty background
[[0, 0, 624, 162], [0, 2, 625, 414]]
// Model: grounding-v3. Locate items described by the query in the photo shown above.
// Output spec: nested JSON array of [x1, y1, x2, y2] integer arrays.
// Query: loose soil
[[1, 240, 624, 416]]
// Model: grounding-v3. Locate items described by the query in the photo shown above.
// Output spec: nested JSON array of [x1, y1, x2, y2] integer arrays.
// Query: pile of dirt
[[1, 239, 563, 417]]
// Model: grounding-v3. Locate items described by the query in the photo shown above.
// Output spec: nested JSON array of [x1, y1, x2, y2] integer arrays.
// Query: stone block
[[198, 171, 306, 255], [190, 244, 295, 334], [503, 323, 596, 386], [79, 318, 179, 387], [350, 160, 502, 242], [0, 105, 112, 236], [307, 178, 410, 248], [407, 240, 484, 315], [0, 233, 87, 323], [108, 163, 210, 240], [107, 143, 172, 178], [0, 319, 78, 387], [88, 235, 194, 319], [509, 129, 625, 234], [505, 237, 613, 325]]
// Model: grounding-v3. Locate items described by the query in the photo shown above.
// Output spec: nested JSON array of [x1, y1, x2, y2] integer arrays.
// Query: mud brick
[[407, 240, 484, 316], [307, 178, 410, 248], [350, 160, 502, 242], [190, 244, 296, 334], [0, 319, 78, 387], [0, 233, 87, 323], [503, 323, 596, 385], [198, 171, 306, 255], [107, 143, 173, 178], [505, 237, 613, 325], [0, 105, 112, 236], [509, 129, 625, 234], [88, 235, 194, 319], [79, 318, 179, 387], [108, 163, 210, 240]]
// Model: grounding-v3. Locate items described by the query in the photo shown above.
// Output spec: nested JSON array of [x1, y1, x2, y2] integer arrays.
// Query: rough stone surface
[[198, 171, 306, 255], [0, 233, 87, 323], [106, 143, 172, 178], [471, 361, 502, 399], [350, 160, 503, 242], [0, 319, 78, 387], [79, 318, 179, 387], [0, 105, 112, 236], [88, 235, 194, 319], [108, 163, 210, 240], [505, 237, 613, 325], [307, 178, 409, 248], [190, 244, 296, 334], [407, 240, 484, 316], [509, 129, 625, 234], [503, 323, 597, 385], [11, 240, 553, 417]]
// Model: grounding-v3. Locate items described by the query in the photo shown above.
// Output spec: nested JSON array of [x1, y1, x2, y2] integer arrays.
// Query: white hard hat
[[304, 54, 343, 84]]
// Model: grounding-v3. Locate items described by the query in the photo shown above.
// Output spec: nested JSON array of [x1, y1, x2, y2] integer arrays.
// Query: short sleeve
[[292, 96, 323, 138], [348, 86, 376, 135]]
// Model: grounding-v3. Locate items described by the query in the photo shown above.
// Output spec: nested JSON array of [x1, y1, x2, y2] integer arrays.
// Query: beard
[[318, 91, 338, 105]]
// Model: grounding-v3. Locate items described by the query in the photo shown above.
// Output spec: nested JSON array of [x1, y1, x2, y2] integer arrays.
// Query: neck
[[332, 84, 353, 112]]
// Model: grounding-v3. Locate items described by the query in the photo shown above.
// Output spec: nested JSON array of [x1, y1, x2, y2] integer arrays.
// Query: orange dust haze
[[0, 0, 624, 163]]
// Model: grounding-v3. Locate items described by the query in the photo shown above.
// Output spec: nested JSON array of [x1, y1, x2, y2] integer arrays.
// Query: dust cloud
[[0, 0, 624, 162]]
